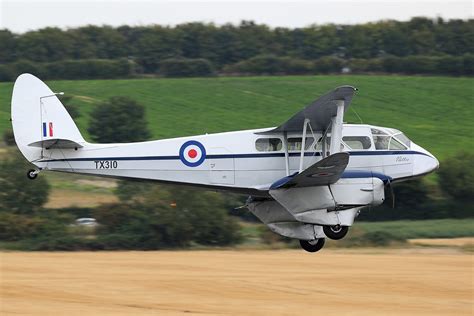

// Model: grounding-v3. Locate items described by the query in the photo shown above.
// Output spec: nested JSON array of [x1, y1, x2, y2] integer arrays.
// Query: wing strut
[[283, 131, 290, 176], [299, 118, 310, 173], [329, 100, 345, 155]]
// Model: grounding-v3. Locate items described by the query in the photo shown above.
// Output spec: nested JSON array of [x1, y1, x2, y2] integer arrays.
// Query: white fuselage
[[36, 123, 438, 196]]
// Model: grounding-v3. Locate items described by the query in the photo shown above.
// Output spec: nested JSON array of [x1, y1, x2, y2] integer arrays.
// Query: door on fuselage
[[340, 126, 383, 173], [208, 147, 235, 185]]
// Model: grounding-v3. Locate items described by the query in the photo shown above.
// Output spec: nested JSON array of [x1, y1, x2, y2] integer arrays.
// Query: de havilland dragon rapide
[[11, 74, 439, 252]]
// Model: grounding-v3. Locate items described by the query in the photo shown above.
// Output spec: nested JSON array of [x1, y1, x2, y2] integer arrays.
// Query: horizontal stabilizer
[[28, 139, 84, 149], [270, 152, 349, 189]]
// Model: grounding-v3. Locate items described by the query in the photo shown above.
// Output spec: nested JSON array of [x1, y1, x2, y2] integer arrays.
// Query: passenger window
[[287, 137, 314, 151], [314, 137, 344, 151], [342, 136, 372, 150], [255, 138, 282, 152], [315, 137, 330, 151]]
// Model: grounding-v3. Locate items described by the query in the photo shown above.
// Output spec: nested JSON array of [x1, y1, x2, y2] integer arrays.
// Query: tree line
[[0, 17, 473, 80]]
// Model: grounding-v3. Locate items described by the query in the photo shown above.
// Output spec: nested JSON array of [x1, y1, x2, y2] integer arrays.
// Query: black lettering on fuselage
[[94, 160, 118, 169]]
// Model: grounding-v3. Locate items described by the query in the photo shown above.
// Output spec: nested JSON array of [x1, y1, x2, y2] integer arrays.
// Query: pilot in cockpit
[[373, 135, 389, 150]]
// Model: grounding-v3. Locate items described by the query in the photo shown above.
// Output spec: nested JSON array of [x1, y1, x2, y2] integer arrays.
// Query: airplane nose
[[411, 143, 439, 176]]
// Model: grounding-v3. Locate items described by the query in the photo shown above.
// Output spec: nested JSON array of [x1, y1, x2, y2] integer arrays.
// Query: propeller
[[386, 179, 396, 208]]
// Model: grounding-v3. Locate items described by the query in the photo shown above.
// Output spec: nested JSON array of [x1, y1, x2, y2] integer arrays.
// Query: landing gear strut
[[323, 225, 349, 240], [27, 169, 40, 180], [299, 238, 325, 253]]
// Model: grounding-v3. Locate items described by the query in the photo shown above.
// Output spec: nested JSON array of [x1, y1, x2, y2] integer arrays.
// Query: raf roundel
[[179, 140, 206, 167]]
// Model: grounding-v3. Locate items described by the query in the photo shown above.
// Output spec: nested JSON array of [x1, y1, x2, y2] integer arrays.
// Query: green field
[[356, 219, 474, 239], [1, 75, 473, 159]]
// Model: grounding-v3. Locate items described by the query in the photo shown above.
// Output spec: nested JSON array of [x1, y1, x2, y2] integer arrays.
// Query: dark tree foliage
[[0, 29, 17, 63], [115, 180, 151, 203], [358, 179, 432, 221], [438, 152, 474, 201], [0, 17, 472, 75], [0, 150, 50, 215], [58, 95, 80, 119], [0, 211, 71, 241], [88, 96, 151, 143], [158, 58, 215, 77], [105, 182, 242, 248], [0, 18, 472, 80], [391, 179, 430, 210], [313, 56, 345, 74], [223, 55, 313, 75], [2, 128, 15, 146], [162, 188, 242, 246]]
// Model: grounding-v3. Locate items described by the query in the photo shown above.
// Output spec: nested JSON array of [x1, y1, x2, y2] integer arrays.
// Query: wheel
[[299, 238, 325, 253], [323, 225, 349, 240], [27, 169, 38, 180]]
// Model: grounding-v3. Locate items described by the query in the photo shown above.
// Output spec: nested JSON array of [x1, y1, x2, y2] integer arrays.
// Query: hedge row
[[349, 55, 474, 75], [223, 54, 474, 76], [0, 58, 215, 81], [158, 58, 215, 77], [0, 59, 136, 81], [0, 54, 472, 81]]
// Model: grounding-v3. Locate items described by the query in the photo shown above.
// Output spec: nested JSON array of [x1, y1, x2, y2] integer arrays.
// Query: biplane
[[11, 74, 439, 252]]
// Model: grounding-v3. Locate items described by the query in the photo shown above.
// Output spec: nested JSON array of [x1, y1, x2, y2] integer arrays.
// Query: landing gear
[[27, 169, 39, 180], [299, 238, 325, 253], [323, 225, 349, 240]]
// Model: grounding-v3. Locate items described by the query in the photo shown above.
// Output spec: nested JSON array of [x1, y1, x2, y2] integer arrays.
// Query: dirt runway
[[0, 249, 472, 315]]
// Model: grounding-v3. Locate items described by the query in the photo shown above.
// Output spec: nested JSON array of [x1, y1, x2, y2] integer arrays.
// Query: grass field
[[356, 219, 474, 239], [1, 75, 473, 160], [1, 249, 472, 315]]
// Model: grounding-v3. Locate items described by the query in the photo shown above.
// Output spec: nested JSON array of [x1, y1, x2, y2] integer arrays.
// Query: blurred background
[[0, 0, 472, 251]]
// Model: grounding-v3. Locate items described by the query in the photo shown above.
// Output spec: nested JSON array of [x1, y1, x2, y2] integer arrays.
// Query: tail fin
[[11, 73, 86, 163]]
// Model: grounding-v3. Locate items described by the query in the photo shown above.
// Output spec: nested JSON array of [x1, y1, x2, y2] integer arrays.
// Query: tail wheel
[[323, 225, 349, 240], [299, 238, 325, 253], [27, 169, 38, 180]]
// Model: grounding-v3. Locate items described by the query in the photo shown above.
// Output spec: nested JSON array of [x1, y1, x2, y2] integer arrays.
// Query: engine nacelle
[[269, 177, 385, 226], [247, 199, 325, 240]]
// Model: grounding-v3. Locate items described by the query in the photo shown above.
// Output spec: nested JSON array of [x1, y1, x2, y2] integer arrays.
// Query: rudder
[[11, 73, 86, 164]]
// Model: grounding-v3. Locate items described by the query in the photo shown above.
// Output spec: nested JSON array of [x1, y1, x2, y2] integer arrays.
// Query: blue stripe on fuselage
[[39, 150, 429, 163], [341, 170, 392, 183]]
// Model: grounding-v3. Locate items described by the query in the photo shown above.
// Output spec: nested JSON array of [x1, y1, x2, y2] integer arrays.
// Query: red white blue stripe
[[42, 122, 53, 137]]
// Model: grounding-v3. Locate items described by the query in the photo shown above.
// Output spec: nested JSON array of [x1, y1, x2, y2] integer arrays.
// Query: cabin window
[[372, 128, 407, 150], [315, 137, 330, 151], [371, 128, 388, 136], [255, 138, 282, 152], [395, 133, 411, 148], [342, 136, 372, 150], [388, 138, 406, 150], [287, 137, 314, 151], [314, 137, 345, 151], [373, 135, 391, 150], [372, 128, 390, 150]]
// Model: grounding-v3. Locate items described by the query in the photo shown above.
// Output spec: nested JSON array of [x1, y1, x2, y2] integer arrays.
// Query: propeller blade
[[386, 179, 396, 208]]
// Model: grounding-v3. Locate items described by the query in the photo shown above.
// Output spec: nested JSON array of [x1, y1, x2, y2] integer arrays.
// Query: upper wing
[[270, 152, 349, 189], [258, 85, 357, 134]]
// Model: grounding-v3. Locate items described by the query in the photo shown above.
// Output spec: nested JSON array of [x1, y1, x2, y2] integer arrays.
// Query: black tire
[[27, 169, 38, 180], [299, 238, 325, 253], [323, 225, 349, 240]]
